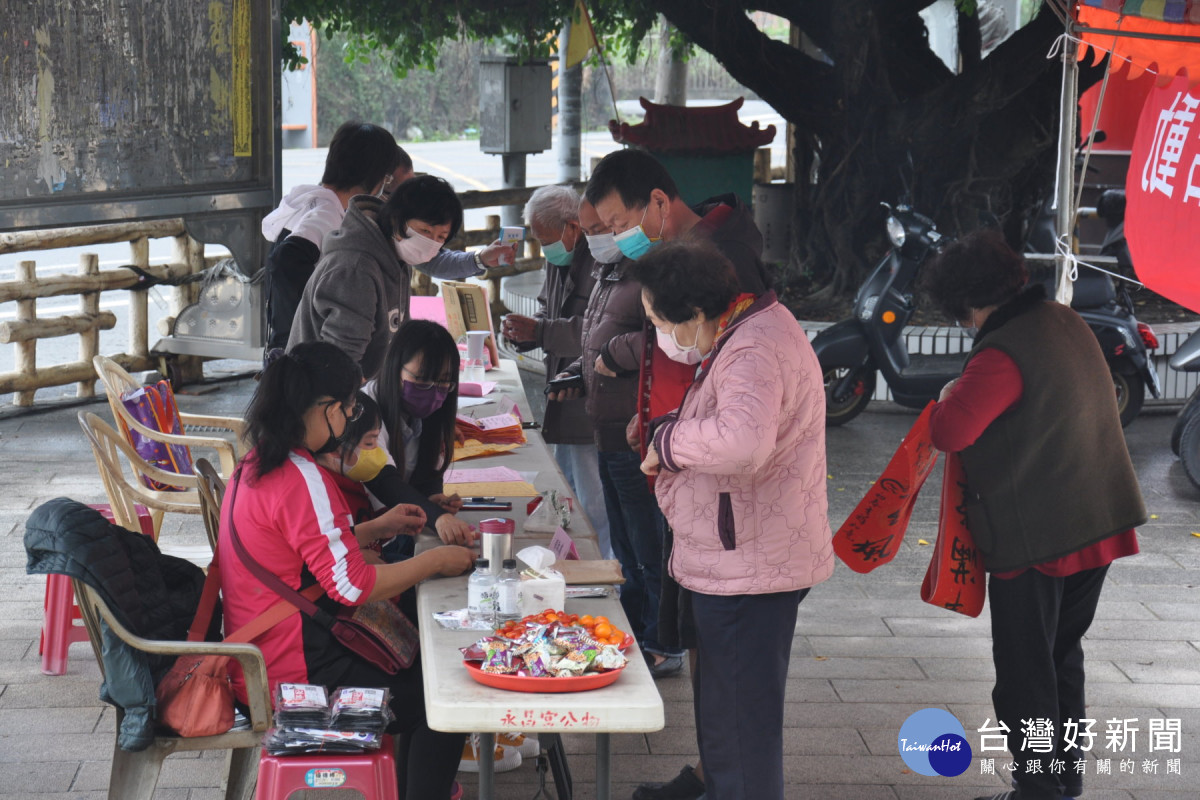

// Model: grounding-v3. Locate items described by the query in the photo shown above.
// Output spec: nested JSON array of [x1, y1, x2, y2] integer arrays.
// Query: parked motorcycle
[[814, 201, 1160, 427], [1167, 328, 1200, 489], [813, 203, 959, 425], [1029, 186, 1162, 426]]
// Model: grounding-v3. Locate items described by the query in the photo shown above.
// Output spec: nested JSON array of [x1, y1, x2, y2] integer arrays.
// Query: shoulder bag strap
[[226, 465, 341, 630]]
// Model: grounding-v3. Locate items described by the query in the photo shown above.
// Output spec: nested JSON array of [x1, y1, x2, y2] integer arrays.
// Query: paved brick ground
[[1, 375, 1197, 799]]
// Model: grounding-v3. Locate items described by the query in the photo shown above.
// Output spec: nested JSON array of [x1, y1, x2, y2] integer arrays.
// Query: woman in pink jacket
[[634, 240, 834, 800]]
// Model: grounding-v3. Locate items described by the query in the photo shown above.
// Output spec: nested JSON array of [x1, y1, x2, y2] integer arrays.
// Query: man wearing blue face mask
[[501, 186, 611, 562]]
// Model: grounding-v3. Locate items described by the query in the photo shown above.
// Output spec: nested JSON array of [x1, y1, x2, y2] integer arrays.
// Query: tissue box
[[520, 569, 566, 613]]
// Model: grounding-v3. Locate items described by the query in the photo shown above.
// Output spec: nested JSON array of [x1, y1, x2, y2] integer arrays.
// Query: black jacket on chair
[[25, 498, 206, 751]]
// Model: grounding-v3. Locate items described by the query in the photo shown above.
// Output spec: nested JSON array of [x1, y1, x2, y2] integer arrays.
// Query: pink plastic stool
[[39, 503, 155, 676], [255, 735, 398, 800]]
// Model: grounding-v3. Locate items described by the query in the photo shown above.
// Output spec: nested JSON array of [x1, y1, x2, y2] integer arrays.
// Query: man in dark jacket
[[502, 185, 609, 558], [583, 149, 774, 795]]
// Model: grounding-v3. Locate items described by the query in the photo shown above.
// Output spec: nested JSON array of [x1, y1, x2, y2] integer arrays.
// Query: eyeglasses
[[403, 368, 457, 392], [324, 398, 364, 422], [375, 174, 394, 199]]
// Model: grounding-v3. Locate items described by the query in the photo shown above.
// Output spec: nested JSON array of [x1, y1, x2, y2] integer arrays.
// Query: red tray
[[463, 660, 625, 693]]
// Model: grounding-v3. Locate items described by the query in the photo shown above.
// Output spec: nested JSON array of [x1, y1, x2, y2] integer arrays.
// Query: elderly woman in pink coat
[[633, 239, 834, 800]]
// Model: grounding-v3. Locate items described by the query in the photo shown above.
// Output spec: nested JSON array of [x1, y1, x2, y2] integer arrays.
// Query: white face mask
[[394, 226, 443, 265], [656, 324, 704, 365], [585, 232, 624, 264]]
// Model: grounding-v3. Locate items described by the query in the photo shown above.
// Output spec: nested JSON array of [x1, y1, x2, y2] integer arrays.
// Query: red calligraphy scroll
[[1126, 73, 1200, 313], [833, 403, 939, 573], [920, 452, 985, 618]]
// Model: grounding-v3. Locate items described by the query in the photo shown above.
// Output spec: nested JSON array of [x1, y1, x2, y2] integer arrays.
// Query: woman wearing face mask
[[219, 342, 475, 800], [632, 241, 833, 800], [362, 320, 476, 555], [312, 391, 405, 562], [288, 175, 481, 381]]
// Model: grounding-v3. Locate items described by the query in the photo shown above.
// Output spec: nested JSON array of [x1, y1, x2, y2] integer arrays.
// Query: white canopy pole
[[1054, 25, 1079, 306]]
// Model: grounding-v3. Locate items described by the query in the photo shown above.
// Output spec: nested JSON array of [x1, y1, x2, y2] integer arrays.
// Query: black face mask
[[311, 407, 345, 456]]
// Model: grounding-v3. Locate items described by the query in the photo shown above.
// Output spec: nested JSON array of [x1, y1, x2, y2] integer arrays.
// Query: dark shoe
[[647, 654, 685, 679], [632, 764, 705, 800]]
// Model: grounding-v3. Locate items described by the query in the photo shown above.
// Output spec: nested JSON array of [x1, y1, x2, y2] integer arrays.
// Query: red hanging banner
[[919, 452, 986, 618], [1126, 73, 1200, 312], [832, 403, 939, 574]]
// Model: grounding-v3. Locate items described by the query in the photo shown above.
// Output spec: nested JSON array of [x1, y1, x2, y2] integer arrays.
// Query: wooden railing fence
[[0, 184, 570, 407]]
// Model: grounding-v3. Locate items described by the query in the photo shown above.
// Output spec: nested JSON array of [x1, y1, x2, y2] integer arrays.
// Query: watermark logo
[[898, 708, 973, 777]]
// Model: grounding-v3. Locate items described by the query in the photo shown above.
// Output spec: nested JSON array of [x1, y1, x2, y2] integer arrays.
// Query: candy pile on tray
[[461, 609, 628, 678]]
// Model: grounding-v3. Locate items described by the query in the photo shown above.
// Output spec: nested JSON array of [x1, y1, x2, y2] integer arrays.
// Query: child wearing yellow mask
[[316, 392, 404, 561]]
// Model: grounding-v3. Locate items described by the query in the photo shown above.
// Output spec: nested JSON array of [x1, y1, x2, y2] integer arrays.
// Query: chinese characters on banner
[[1126, 73, 1200, 312]]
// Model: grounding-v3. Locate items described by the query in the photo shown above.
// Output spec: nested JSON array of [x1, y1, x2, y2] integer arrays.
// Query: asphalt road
[[0, 100, 786, 404]]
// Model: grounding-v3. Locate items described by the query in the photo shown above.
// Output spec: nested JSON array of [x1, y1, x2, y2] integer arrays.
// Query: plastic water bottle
[[497, 558, 523, 622], [467, 558, 498, 625]]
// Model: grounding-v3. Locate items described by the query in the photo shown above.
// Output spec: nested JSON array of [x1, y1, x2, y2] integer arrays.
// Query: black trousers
[[309, 654, 463, 800], [988, 565, 1108, 799], [691, 588, 808, 800]]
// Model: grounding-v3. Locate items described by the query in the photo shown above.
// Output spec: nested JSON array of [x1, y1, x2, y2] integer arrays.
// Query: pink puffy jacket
[[652, 292, 835, 595]]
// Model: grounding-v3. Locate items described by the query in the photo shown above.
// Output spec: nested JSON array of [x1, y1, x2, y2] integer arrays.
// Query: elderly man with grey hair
[[501, 185, 611, 558]]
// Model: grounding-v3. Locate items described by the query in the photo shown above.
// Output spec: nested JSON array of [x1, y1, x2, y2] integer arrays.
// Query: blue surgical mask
[[586, 232, 623, 264], [542, 227, 574, 266], [613, 203, 664, 261]]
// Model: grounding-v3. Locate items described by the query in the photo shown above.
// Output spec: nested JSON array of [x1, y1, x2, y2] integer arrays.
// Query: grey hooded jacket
[[287, 195, 481, 380]]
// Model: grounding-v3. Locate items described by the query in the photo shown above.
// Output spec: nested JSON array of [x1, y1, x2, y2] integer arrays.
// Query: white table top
[[416, 359, 664, 734], [417, 576, 665, 733]]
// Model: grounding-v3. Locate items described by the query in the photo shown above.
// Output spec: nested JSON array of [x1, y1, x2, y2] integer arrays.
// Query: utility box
[[479, 56, 552, 154]]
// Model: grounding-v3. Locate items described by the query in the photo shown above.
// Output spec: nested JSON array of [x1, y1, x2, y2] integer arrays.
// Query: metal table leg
[[596, 732, 611, 800], [541, 733, 573, 799], [479, 732, 496, 800]]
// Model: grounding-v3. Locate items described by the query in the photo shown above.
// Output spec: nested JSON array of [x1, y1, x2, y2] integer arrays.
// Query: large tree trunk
[[657, 0, 1102, 299]]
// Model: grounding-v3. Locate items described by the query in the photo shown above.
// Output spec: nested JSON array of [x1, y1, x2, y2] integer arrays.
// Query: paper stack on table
[[455, 412, 526, 445], [443, 466, 539, 497]]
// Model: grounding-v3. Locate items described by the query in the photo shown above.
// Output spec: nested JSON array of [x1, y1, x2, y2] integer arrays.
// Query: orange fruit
[[593, 622, 613, 639], [579, 615, 594, 626]]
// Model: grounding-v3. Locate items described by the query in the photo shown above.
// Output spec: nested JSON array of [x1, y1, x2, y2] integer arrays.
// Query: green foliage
[[314, 31, 485, 143], [281, 0, 665, 76]]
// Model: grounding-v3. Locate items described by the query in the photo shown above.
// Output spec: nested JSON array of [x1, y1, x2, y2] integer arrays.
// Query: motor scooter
[[1167, 327, 1200, 489], [1026, 186, 1162, 426], [812, 203, 961, 425], [814, 201, 1160, 427]]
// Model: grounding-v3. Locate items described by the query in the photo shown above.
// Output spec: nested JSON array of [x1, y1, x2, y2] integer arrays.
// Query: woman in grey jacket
[[287, 175, 482, 380]]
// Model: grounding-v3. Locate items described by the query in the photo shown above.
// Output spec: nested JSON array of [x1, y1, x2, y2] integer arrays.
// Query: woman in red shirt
[[219, 342, 474, 799], [923, 231, 1145, 800]]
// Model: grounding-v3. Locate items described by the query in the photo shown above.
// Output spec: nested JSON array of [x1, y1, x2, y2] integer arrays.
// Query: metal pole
[[1054, 29, 1079, 304], [501, 155, 527, 228], [596, 732, 611, 800], [504, 154, 528, 226], [557, 24, 583, 182], [478, 732, 496, 799]]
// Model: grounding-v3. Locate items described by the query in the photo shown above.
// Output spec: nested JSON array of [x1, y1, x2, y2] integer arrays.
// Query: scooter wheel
[[823, 366, 874, 426], [1170, 390, 1200, 456], [1111, 367, 1144, 428], [1179, 410, 1200, 492]]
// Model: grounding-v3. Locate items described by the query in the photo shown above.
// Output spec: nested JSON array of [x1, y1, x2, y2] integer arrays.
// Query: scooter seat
[[901, 353, 967, 378], [1039, 274, 1115, 309]]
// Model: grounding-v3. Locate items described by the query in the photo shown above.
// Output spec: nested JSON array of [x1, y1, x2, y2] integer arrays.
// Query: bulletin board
[[0, 0, 278, 234]]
